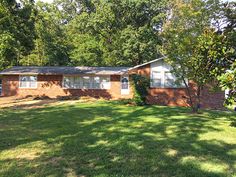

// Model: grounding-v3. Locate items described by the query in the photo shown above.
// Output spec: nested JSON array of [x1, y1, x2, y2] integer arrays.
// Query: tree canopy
[[161, 0, 235, 112], [0, 0, 168, 68]]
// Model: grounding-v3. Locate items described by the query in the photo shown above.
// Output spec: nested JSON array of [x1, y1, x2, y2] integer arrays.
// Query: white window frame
[[150, 71, 186, 88], [62, 75, 111, 90], [19, 75, 38, 89]]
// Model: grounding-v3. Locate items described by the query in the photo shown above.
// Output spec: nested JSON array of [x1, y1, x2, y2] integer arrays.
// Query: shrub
[[130, 74, 150, 106]]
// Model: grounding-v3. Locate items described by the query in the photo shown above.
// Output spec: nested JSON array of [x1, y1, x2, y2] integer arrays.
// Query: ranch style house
[[0, 58, 225, 108]]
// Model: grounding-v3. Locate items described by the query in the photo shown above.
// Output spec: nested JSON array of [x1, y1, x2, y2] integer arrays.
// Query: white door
[[121, 76, 129, 95]]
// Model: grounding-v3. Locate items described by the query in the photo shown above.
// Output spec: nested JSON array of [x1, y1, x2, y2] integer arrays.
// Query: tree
[[21, 1, 71, 66], [218, 66, 236, 105], [161, 0, 230, 112], [66, 0, 167, 66], [0, 0, 36, 70], [217, 2, 236, 105]]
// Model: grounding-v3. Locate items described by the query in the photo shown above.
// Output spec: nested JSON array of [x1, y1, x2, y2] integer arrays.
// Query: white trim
[[19, 75, 38, 89], [128, 57, 166, 71]]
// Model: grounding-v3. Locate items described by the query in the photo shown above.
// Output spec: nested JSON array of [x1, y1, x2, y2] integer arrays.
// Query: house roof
[[129, 57, 165, 71], [0, 57, 165, 76], [0, 66, 130, 75]]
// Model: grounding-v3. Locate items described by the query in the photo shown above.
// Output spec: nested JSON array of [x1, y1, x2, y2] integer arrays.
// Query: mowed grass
[[0, 101, 236, 177]]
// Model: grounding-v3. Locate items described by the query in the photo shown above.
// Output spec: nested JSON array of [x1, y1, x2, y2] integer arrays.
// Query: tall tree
[[0, 0, 36, 70], [161, 0, 231, 112], [66, 0, 168, 66], [21, 1, 71, 66], [218, 2, 236, 105]]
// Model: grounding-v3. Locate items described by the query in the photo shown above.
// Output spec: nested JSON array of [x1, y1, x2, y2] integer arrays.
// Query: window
[[151, 71, 162, 87], [100, 76, 110, 89], [63, 76, 110, 89], [164, 72, 176, 87], [63, 76, 81, 89], [63, 76, 72, 88], [82, 76, 91, 89], [151, 71, 186, 88], [93, 77, 100, 89], [19, 75, 37, 88], [74, 77, 81, 88], [121, 77, 129, 89]]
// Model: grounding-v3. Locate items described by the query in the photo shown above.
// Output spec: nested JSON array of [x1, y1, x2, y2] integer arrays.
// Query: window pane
[[165, 72, 174, 80], [100, 76, 110, 89], [20, 76, 28, 82], [165, 79, 175, 87], [93, 76, 100, 89], [83, 76, 91, 89], [164, 72, 176, 87], [29, 76, 37, 82], [29, 81, 37, 88], [63, 77, 71, 88], [152, 71, 162, 79], [121, 77, 129, 89], [152, 79, 162, 87], [152, 71, 162, 87], [74, 77, 80, 88], [20, 81, 27, 88]]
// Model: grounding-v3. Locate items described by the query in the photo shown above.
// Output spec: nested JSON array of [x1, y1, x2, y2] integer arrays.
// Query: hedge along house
[[0, 58, 225, 108]]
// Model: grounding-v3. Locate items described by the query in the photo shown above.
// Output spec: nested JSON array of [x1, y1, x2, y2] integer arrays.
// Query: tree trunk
[[182, 76, 195, 112], [194, 85, 202, 113]]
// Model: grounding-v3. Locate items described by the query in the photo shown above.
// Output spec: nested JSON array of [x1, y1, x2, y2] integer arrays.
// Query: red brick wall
[[2, 75, 133, 99], [130, 64, 225, 109]]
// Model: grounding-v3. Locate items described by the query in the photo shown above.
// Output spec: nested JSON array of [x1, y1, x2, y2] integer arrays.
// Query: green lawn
[[0, 101, 236, 177]]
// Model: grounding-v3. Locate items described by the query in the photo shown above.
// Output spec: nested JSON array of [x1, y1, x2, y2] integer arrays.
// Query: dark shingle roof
[[0, 66, 130, 75]]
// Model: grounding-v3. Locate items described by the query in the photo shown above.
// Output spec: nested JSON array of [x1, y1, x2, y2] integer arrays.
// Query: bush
[[130, 74, 150, 106]]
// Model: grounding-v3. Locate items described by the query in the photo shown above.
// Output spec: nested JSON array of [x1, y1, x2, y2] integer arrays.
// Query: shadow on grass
[[0, 101, 235, 177]]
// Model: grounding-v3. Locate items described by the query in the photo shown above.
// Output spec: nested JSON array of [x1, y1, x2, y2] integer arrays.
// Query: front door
[[121, 76, 129, 95]]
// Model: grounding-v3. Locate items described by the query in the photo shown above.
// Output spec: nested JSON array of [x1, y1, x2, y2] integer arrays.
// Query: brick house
[[0, 58, 225, 108]]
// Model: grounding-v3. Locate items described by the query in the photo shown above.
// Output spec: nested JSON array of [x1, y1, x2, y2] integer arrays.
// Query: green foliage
[[0, 0, 36, 70], [131, 74, 150, 106], [21, 2, 70, 66], [66, 0, 167, 66], [161, 0, 232, 112], [0, 0, 168, 69], [218, 64, 236, 105], [217, 2, 236, 106]]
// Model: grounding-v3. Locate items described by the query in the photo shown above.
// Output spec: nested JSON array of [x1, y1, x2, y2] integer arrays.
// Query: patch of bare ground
[[0, 96, 107, 109]]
